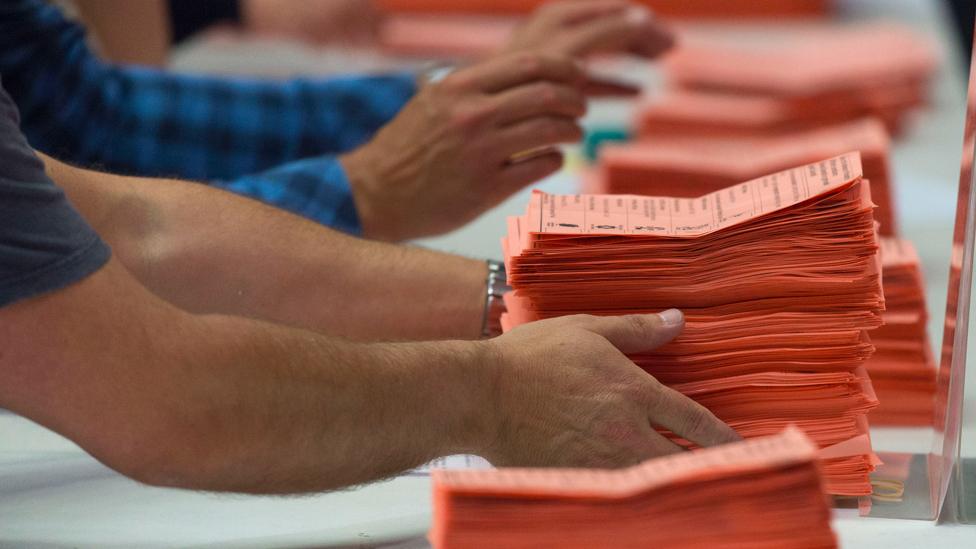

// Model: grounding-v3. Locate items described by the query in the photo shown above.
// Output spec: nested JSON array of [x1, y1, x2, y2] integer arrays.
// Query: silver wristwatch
[[482, 260, 511, 338]]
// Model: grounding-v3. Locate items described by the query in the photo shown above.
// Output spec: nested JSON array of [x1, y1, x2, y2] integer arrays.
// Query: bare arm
[[40, 153, 487, 341], [72, 0, 171, 66], [1, 254, 737, 494], [0, 257, 494, 493], [1, 256, 737, 495]]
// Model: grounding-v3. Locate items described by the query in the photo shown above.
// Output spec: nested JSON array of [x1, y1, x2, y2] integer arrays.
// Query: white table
[[1, 414, 975, 548], [3, 0, 976, 547]]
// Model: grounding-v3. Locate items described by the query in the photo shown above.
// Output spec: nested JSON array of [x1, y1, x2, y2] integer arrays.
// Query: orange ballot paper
[[598, 118, 898, 234], [867, 238, 936, 425], [431, 427, 837, 549], [502, 152, 882, 497], [662, 23, 937, 136], [379, 15, 515, 57]]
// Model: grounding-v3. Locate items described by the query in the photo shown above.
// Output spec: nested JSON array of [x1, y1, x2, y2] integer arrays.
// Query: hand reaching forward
[[341, 53, 586, 241], [480, 310, 741, 468], [503, 0, 676, 59]]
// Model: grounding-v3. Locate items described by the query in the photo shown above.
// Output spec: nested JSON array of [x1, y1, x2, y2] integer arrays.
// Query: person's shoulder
[[0, 77, 53, 188]]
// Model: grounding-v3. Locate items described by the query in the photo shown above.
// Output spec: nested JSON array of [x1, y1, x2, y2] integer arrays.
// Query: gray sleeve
[[0, 75, 111, 308]]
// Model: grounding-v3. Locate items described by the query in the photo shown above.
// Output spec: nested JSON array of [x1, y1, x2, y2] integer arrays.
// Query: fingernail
[[626, 6, 652, 25], [657, 308, 684, 327]]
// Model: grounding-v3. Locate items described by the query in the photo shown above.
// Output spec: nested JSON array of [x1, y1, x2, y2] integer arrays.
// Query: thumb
[[581, 309, 685, 354]]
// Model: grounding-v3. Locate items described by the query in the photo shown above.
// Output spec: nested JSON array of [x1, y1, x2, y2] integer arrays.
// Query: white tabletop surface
[[4, 0, 976, 547]]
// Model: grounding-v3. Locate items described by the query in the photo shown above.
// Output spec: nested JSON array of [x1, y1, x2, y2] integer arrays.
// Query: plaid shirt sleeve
[[0, 0, 417, 234]]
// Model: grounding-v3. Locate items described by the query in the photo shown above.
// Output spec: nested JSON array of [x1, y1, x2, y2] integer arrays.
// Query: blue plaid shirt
[[0, 0, 417, 234]]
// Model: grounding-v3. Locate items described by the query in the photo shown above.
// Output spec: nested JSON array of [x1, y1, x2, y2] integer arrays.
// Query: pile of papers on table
[[592, 118, 897, 234], [502, 152, 882, 496], [867, 238, 936, 425], [431, 427, 837, 549], [652, 23, 937, 137]]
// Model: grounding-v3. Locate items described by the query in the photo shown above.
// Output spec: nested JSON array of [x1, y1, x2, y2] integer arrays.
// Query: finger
[[495, 117, 583, 160], [582, 75, 641, 97], [634, 425, 685, 461], [457, 53, 584, 93], [496, 150, 565, 194], [646, 383, 743, 448], [491, 82, 587, 126], [553, 7, 676, 58], [579, 309, 685, 354], [592, 423, 684, 469], [629, 15, 677, 58]]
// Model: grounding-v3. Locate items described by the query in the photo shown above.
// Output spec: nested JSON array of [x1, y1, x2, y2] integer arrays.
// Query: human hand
[[479, 310, 741, 468], [340, 53, 586, 241], [503, 0, 676, 59]]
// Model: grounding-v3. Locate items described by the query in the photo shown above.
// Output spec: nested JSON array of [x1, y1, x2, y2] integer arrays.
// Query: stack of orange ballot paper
[[868, 238, 936, 425], [595, 118, 898, 234], [431, 427, 837, 549], [656, 23, 937, 136], [502, 152, 882, 496]]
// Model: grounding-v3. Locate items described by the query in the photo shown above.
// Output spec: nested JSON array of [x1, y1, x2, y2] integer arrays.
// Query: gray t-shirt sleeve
[[0, 75, 111, 308]]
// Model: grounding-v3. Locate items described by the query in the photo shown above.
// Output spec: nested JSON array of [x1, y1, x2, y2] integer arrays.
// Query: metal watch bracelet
[[482, 260, 511, 338]]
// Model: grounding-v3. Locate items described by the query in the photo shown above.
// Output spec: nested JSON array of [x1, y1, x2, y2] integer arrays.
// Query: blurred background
[[3, 0, 976, 546]]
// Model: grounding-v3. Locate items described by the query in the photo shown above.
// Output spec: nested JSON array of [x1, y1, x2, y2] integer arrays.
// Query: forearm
[[2, 260, 495, 493], [73, 0, 171, 65], [42, 155, 487, 341]]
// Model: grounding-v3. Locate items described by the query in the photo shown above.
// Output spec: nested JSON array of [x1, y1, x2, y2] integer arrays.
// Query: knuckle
[[535, 83, 561, 107], [516, 53, 545, 78], [559, 120, 582, 140], [535, 119, 569, 141], [439, 72, 469, 92], [564, 93, 586, 115], [642, 379, 668, 409], [599, 419, 643, 445], [681, 406, 713, 437], [559, 56, 583, 78], [541, 121, 561, 141], [625, 314, 651, 335], [449, 103, 492, 132], [564, 313, 597, 326]]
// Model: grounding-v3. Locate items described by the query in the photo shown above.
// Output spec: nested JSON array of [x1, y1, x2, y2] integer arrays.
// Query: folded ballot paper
[[595, 118, 898, 234], [868, 238, 936, 425], [431, 427, 837, 549], [638, 90, 891, 138], [661, 23, 937, 136], [501, 152, 882, 496], [380, 14, 516, 58]]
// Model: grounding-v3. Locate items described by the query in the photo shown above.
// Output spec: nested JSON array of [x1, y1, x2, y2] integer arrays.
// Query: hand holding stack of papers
[[502, 152, 882, 496], [868, 238, 936, 425], [595, 118, 897, 234], [431, 427, 837, 549]]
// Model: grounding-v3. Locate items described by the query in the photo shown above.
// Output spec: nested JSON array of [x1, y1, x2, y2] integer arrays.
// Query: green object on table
[[583, 128, 631, 163]]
